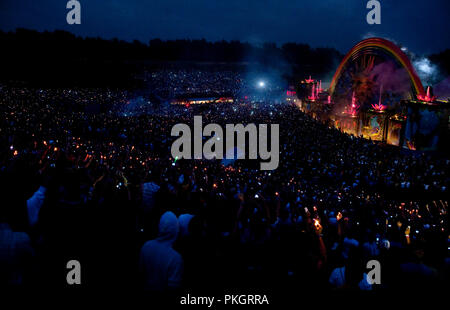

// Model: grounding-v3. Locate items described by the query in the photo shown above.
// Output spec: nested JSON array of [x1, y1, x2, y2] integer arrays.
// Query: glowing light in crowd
[[258, 81, 266, 88], [313, 219, 322, 232]]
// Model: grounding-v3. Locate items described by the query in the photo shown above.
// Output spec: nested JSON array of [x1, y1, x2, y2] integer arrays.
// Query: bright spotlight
[[258, 81, 265, 88]]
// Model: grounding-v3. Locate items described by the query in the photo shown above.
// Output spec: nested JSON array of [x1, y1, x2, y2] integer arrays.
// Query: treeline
[[0, 29, 344, 88], [1, 29, 449, 88]]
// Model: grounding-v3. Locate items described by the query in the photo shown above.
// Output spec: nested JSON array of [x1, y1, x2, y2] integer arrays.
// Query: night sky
[[1, 0, 449, 54]]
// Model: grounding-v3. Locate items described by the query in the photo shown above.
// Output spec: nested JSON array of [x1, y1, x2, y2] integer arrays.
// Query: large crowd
[[146, 69, 242, 97], [145, 69, 285, 99], [0, 74, 448, 295]]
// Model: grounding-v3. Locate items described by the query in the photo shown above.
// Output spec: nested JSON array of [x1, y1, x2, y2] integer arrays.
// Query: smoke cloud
[[413, 57, 439, 86], [370, 61, 411, 94]]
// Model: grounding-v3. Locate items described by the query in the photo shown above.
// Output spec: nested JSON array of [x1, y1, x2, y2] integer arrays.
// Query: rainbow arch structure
[[330, 38, 425, 97]]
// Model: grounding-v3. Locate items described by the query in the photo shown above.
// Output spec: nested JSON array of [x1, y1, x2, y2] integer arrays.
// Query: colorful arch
[[330, 38, 425, 97]]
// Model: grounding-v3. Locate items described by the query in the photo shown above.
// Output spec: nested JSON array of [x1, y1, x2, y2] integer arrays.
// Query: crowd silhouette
[[0, 80, 448, 296]]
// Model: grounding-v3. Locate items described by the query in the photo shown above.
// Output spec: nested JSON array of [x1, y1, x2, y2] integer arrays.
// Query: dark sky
[[1, 0, 449, 54]]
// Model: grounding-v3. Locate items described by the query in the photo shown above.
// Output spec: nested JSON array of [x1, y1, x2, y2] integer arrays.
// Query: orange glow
[[313, 219, 320, 228]]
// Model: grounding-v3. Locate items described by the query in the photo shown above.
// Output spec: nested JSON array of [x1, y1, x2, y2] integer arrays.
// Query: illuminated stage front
[[297, 37, 450, 152]]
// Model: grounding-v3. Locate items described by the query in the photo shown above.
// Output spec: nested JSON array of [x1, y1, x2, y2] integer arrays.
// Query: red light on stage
[[286, 90, 296, 96], [371, 103, 386, 111], [308, 83, 318, 101], [417, 86, 436, 103]]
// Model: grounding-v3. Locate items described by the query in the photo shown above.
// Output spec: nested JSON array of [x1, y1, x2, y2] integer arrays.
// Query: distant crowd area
[[0, 76, 448, 293]]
